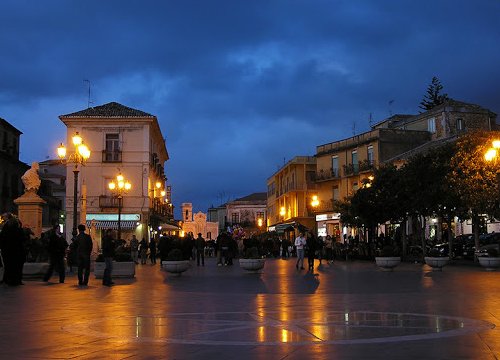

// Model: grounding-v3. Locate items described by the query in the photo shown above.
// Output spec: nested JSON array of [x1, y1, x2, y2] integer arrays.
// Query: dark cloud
[[1, 0, 499, 214]]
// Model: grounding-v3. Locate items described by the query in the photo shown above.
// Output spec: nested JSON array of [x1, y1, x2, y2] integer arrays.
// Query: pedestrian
[[67, 236, 77, 273], [75, 224, 93, 286], [43, 224, 68, 283], [0, 213, 26, 286], [325, 235, 334, 263], [149, 238, 157, 264], [306, 231, 318, 271], [295, 232, 306, 270], [130, 235, 139, 264], [139, 238, 148, 264], [195, 233, 205, 266], [101, 228, 115, 287]]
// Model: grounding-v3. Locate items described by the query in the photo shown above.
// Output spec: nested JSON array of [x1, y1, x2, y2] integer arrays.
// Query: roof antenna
[[368, 112, 373, 128], [83, 79, 93, 108], [352, 121, 356, 136]]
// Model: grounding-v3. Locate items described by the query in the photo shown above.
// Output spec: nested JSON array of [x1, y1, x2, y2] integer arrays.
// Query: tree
[[419, 76, 449, 111], [448, 131, 500, 250]]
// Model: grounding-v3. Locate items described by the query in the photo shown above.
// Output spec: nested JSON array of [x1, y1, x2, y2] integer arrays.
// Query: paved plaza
[[0, 258, 499, 359]]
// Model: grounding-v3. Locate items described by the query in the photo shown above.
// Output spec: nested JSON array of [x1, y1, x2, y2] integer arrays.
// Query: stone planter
[[239, 258, 266, 272], [94, 261, 136, 278], [23, 262, 50, 278], [478, 257, 500, 271], [161, 260, 190, 275], [424, 257, 449, 271], [375, 257, 401, 271]]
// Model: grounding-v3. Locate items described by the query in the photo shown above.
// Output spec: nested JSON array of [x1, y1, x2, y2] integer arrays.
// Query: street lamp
[[311, 195, 320, 208], [279, 206, 286, 219], [108, 173, 132, 242], [57, 132, 91, 236], [485, 140, 500, 161]]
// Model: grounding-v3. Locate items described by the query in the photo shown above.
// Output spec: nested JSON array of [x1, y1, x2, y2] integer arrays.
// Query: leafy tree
[[448, 131, 500, 249], [419, 76, 449, 111]]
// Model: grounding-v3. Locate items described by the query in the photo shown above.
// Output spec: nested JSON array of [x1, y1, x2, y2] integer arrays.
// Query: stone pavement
[[0, 258, 499, 359]]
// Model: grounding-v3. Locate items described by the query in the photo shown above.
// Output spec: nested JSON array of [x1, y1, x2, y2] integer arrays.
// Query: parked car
[[475, 233, 500, 258]]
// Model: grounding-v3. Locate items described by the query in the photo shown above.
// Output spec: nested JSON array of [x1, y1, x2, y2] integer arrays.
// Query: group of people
[[294, 231, 335, 271]]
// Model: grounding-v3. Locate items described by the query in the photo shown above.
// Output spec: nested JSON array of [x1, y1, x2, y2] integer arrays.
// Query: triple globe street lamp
[[108, 173, 132, 242], [57, 132, 91, 236]]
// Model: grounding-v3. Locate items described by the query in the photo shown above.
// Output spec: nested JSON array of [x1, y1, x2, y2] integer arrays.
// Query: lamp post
[[108, 173, 131, 242], [57, 132, 91, 237]]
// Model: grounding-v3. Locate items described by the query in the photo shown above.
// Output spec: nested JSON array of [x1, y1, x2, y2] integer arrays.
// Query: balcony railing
[[99, 195, 120, 208], [102, 150, 122, 163], [316, 168, 340, 182]]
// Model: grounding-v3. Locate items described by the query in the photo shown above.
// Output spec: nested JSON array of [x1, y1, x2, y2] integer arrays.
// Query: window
[[104, 133, 121, 162], [367, 145, 374, 165], [231, 213, 240, 224], [428, 117, 436, 133], [456, 118, 464, 131], [256, 211, 265, 220], [332, 186, 339, 201], [185, 209, 189, 220], [331, 156, 339, 177], [352, 150, 358, 173]]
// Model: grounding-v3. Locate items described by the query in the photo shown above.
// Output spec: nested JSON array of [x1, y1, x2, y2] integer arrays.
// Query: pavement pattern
[[0, 258, 499, 359]]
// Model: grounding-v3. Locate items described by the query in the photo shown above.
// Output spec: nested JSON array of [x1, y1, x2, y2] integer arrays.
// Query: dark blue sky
[[1, 1, 499, 216]]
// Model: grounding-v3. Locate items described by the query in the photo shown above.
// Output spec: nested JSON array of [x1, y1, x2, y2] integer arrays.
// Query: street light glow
[[311, 195, 319, 207], [493, 140, 500, 149], [485, 148, 497, 161]]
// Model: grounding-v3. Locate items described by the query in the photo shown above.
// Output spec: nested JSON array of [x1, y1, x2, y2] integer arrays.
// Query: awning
[[160, 223, 181, 231], [86, 220, 138, 230]]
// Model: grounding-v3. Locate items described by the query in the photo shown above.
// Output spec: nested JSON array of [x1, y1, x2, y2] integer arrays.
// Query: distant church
[[181, 203, 219, 240]]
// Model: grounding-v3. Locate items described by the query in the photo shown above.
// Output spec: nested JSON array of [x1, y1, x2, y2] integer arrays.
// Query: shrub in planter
[[487, 248, 499, 257], [381, 245, 397, 257], [243, 246, 260, 259], [166, 248, 183, 261]]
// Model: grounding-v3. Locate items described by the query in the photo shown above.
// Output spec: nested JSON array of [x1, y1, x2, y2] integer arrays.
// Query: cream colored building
[[180, 203, 218, 240], [267, 156, 316, 234], [59, 102, 172, 244]]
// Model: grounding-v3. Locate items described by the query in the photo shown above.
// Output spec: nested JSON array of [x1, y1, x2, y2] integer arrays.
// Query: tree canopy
[[419, 76, 449, 111]]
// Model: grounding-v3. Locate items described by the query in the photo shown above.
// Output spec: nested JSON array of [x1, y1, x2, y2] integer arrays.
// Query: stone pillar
[[14, 191, 46, 238]]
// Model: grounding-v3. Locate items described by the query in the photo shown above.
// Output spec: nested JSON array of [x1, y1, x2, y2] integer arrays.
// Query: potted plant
[[424, 247, 450, 271], [375, 245, 401, 271], [94, 252, 136, 279], [161, 248, 190, 275], [478, 248, 500, 271], [239, 246, 265, 272]]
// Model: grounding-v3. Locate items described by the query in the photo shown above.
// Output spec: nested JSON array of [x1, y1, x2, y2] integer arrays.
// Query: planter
[[478, 257, 500, 271], [424, 257, 449, 271], [23, 262, 50, 278], [94, 261, 136, 278], [161, 260, 190, 275], [375, 257, 401, 271], [239, 258, 266, 272]]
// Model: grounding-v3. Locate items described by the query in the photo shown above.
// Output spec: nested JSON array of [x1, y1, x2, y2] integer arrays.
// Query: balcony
[[343, 163, 359, 176], [359, 159, 375, 173], [316, 168, 340, 182], [99, 195, 120, 208], [102, 150, 122, 163]]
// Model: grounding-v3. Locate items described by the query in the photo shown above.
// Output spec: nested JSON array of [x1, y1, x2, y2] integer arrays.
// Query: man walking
[[130, 235, 139, 264], [195, 233, 205, 266], [43, 224, 68, 283], [295, 232, 306, 270], [75, 224, 92, 286]]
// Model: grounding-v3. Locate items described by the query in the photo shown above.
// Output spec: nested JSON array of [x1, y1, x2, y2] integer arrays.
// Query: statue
[[21, 162, 41, 193]]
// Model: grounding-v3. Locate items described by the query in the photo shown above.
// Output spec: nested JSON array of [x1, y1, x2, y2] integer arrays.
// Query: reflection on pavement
[[63, 309, 494, 346]]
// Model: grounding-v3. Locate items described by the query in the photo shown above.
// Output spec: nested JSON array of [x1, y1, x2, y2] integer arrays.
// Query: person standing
[[75, 224, 93, 286], [295, 232, 306, 270], [195, 233, 205, 266], [0, 213, 26, 286], [130, 235, 139, 264], [43, 224, 68, 283], [101, 229, 115, 287], [139, 238, 148, 264], [306, 231, 318, 271], [149, 238, 157, 265]]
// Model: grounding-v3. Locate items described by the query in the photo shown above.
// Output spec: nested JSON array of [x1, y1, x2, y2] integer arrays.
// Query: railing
[[316, 168, 340, 181], [102, 150, 122, 163], [99, 195, 120, 208]]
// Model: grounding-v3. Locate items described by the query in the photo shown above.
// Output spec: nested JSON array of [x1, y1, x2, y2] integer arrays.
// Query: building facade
[[59, 102, 173, 245], [267, 156, 316, 234], [0, 117, 29, 215], [180, 203, 218, 240]]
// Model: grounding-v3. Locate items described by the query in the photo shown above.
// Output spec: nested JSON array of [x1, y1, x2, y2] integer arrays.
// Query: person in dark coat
[[75, 224, 93, 286], [0, 213, 26, 286], [67, 236, 77, 273], [43, 224, 68, 283], [139, 238, 148, 264], [306, 231, 318, 271], [149, 238, 157, 264], [101, 228, 115, 287], [195, 233, 205, 266]]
